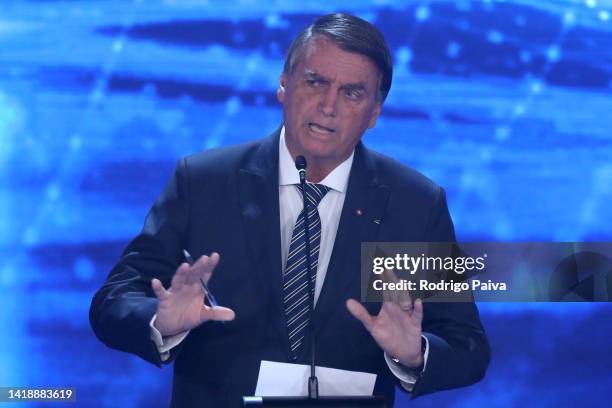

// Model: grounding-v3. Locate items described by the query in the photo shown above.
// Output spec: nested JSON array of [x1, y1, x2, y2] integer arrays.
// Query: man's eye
[[306, 79, 320, 87], [345, 89, 363, 99]]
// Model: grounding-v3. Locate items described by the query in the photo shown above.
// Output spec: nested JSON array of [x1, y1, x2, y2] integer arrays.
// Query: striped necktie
[[283, 183, 330, 360]]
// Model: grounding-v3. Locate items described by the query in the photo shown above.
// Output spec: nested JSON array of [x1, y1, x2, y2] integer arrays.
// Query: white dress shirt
[[278, 127, 352, 305], [150, 127, 427, 390]]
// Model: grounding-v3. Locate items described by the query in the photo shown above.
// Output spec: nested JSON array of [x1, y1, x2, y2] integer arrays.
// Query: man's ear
[[277, 73, 287, 103], [368, 102, 382, 129]]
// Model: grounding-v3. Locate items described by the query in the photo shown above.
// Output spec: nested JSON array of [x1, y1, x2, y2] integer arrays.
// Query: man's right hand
[[151, 252, 235, 337]]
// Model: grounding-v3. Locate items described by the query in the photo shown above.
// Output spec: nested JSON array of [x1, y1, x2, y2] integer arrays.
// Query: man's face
[[277, 36, 382, 173]]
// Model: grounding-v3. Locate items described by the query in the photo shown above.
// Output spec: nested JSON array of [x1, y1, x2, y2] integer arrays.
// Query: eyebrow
[[304, 70, 368, 93]]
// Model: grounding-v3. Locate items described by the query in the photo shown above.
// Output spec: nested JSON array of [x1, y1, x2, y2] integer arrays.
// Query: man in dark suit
[[90, 13, 490, 407]]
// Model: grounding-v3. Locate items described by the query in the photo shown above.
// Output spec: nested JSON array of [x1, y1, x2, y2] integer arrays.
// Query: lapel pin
[[373, 218, 381, 224], [355, 208, 363, 216]]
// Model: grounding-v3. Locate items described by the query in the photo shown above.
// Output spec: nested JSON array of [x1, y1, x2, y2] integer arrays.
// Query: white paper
[[255, 360, 376, 397]]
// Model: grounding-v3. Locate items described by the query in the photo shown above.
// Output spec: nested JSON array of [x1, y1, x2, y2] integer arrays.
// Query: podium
[[243, 396, 387, 407]]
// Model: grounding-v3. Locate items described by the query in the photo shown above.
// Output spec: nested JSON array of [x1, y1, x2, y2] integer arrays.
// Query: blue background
[[1, 0, 611, 406]]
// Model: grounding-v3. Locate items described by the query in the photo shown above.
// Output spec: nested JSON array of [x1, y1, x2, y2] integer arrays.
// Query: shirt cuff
[[384, 335, 430, 392], [149, 314, 190, 362]]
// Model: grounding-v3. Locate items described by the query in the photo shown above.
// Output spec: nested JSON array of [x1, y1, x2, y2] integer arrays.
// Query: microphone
[[294, 155, 319, 399], [295, 155, 307, 184]]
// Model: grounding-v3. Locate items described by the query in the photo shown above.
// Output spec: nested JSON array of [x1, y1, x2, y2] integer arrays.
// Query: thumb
[[346, 299, 374, 331], [151, 278, 169, 301], [203, 306, 236, 322]]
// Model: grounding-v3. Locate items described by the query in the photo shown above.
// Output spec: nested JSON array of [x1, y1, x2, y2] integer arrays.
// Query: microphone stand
[[296, 157, 319, 400]]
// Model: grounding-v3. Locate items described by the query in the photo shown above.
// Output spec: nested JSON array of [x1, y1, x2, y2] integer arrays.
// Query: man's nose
[[318, 88, 338, 117]]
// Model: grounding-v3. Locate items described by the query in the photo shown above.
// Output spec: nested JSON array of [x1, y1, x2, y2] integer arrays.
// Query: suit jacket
[[89, 128, 490, 407]]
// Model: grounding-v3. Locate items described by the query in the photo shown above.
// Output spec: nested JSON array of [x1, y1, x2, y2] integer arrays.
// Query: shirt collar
[[278, 126, 353, 193]]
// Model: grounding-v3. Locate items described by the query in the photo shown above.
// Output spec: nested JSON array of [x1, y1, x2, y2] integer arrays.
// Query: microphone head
[[295, 155, 307, 171]]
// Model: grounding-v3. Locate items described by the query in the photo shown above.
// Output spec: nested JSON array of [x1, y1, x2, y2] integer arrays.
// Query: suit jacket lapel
[[313, 142, 391, 337], [237, 128, 295, 361]]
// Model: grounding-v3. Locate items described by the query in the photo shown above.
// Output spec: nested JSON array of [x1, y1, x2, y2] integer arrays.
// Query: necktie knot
[[299, 183, 330, 208]]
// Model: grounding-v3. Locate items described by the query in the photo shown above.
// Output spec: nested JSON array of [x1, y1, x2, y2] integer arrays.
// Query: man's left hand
[[346, 294, 424, 369]]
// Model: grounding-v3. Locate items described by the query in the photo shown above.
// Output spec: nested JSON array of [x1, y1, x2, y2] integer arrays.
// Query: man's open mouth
[[308, 123, 335, 134]]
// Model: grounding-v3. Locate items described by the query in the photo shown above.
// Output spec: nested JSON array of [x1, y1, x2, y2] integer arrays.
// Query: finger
[[346, 299, 374, 332], [383, 266, 400, 283], [412, 298, 423, 326], [382, 283, 392, 303], [151, 278, 169, 301], [171, 262, 191, 290], [382, 300, 412, 322], [382, 268, 399, 304], [202, 306, 236, 322], [185, 255, 209, 285], [200, 252, 221, 285], [383, 267, 413, 312], [381, 300, 401, 318], [398, 289, 413, 314], [394, 274, 413, 313]]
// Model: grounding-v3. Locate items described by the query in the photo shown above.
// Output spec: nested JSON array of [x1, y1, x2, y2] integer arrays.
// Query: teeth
[[309, 123, 333, 134]]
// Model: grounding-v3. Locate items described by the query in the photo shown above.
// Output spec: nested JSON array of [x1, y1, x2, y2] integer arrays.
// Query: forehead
[[295, 36, 380, 86]]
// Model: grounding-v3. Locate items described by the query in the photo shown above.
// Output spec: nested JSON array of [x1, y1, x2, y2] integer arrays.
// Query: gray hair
[[283, 13, 393, 102]]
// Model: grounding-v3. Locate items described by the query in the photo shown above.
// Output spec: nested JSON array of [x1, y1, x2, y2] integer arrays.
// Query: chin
[[298, 140, 337, 161]]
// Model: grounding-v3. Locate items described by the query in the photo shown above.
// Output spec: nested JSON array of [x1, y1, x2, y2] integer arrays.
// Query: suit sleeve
[[409, 187, 491, 397], [89, 158, 191, 367]]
